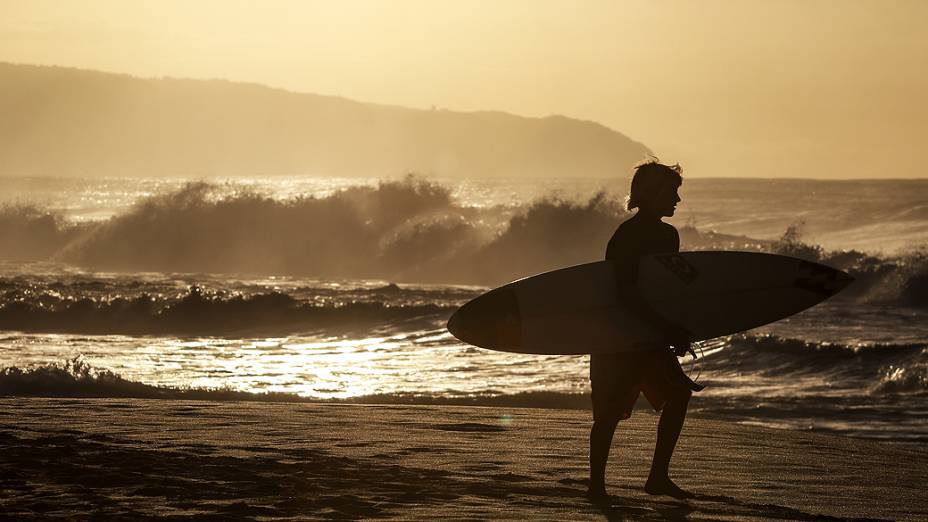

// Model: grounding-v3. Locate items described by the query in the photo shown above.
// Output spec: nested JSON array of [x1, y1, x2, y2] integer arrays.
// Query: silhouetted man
[[588, 161, 701, 501]]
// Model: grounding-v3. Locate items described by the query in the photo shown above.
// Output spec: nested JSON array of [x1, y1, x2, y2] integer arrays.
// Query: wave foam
[[3, 352, 925, 442], [0, 356, 303, 401], [701, 334, 928, 393], [0, 285, 451, 335]]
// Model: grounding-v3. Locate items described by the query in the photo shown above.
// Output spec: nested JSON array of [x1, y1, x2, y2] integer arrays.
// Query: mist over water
[[1, 175, 926, 442], [0, 176, 643, 286], [3, 175, 928, 287]]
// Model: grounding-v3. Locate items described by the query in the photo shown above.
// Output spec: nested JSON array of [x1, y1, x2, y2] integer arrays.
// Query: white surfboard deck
[[447, 251, 853, 355]]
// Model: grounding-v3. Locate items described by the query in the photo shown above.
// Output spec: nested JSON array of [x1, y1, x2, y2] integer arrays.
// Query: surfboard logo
[[654, 254, 699, 284]]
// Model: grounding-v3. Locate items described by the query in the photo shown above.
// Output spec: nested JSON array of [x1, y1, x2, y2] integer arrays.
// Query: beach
[[2, 398, 925, 521]]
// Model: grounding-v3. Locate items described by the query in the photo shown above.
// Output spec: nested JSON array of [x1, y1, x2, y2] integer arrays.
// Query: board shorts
[[590, 348, 693, 423]]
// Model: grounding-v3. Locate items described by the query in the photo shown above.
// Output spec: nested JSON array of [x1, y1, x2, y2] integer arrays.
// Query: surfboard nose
[[834, 269, 855, 292], [795, 260, 855, 297]]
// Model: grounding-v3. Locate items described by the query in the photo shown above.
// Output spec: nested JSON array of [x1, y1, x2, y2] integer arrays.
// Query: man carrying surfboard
[[589, 161, 702, 501]]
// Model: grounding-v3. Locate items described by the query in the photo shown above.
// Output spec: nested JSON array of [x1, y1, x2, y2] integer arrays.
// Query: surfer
[[588, 161, 702, 501]]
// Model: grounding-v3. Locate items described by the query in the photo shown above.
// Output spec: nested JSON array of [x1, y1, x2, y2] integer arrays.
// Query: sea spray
[[0, 178, 925, 296], [0, 355, 304, 401]]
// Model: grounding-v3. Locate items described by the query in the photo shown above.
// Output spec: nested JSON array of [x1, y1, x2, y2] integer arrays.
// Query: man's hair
[[625, 160, 683, 211]]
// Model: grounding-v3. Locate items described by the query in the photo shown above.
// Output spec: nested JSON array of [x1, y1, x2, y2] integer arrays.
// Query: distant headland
[[0, 62, 650, 178]]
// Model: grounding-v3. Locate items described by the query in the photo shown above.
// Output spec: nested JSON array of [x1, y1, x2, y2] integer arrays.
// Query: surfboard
[[447, 251, 853, 355]]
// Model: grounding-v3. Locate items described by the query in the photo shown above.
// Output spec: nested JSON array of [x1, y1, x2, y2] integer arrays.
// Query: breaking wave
[[699, 334, 928, 394], [3, 335, 925, 444], [0, 356, 306, 401], [0, 356, 595, 409], [4, 335, 926, 401], [0, 204, 87, 261], [1, 177, 926, 305], [0, 284, 454, 336]]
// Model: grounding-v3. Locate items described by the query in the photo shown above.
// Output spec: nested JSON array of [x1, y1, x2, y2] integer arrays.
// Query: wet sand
[[1, 398, 925, 521]]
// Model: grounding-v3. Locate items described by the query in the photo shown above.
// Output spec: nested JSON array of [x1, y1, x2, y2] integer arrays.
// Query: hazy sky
[[2, 0, 925, 178]]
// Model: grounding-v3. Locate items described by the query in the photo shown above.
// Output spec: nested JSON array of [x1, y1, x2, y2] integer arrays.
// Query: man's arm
[[665, 226, 694, 356], [610, 226, 693, 355], [612, 256, 687, 336]]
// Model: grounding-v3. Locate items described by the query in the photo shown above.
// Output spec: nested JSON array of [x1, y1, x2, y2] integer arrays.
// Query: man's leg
[[589, 418, 619, 496], [645, 389, 693, 498]]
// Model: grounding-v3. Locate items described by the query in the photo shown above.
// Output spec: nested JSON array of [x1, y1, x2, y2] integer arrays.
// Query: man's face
[[652, 183, 681, 217]]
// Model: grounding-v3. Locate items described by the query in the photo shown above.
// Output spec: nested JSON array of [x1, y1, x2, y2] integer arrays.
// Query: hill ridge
[[0, 62, 651, 178]]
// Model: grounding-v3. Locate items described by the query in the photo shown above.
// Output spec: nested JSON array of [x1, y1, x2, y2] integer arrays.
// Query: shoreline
[[2, 398, 925, 520], [4, 375, 925, 447]]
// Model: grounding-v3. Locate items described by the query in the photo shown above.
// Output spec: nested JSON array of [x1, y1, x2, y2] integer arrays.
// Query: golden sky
[[1, 0, 925, 178]]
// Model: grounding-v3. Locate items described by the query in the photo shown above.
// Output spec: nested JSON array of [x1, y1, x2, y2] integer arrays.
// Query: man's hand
[[673, 342, 697, 359], [665, 324, 696, 359]]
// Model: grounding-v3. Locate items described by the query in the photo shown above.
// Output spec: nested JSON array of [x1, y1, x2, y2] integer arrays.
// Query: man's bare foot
[[586, 485, 610, 504], [644, 476, 694, 499]]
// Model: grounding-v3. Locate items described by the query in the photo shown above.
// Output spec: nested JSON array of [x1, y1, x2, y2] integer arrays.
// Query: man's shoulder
[[618, 217, 676, 234], [614, 215, 640, 233], [605, 219, 630, 260], [660, 221, 679, 236]]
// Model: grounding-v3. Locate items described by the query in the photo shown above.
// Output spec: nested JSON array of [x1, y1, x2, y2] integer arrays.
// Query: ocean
[[1, 175, 926, 444]]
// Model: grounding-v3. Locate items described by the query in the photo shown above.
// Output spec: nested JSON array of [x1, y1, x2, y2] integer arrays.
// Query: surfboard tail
[[447, 288, 522, 351]]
